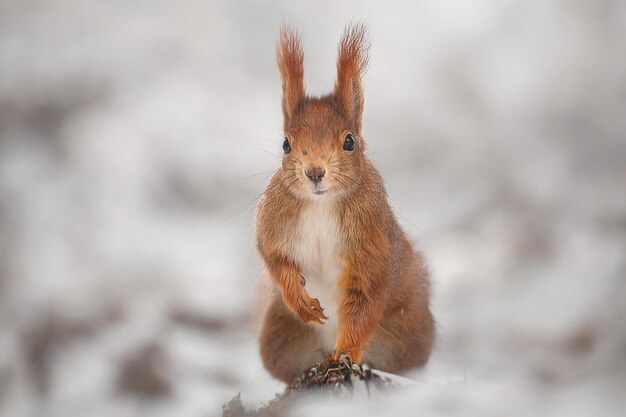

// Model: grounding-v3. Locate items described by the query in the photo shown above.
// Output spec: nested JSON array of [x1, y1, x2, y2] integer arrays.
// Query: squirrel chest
[[290, 200, 342, 350]]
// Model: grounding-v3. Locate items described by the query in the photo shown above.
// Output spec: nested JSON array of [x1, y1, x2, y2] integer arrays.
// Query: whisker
[[196, 192, 264, 245], [333, 172, 356, 185], [392, 207, 450, 249], [224, 170, 276, 185], [285, 176, 301, 190], [243, 143, 282, 161]]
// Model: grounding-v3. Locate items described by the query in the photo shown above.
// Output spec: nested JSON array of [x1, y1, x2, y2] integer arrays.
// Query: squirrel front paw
[[295, 295, 328, 324]]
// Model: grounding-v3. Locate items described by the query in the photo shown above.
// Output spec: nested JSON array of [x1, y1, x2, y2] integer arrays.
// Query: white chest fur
[[291, 200, 342, 351]]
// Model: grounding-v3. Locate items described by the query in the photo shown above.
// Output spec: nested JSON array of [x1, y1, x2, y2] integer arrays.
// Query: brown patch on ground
[[24, 307, 123, 394], [170, 309, 249, 334], [117, 343, 171, 398]]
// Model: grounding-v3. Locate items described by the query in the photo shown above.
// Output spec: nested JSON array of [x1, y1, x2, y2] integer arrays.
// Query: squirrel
[[256, 24, 434, 383]]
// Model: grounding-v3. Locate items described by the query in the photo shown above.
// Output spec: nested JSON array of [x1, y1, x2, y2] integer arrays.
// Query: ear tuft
[[334, 23, 370, 135], [277, 25, 305, 130]]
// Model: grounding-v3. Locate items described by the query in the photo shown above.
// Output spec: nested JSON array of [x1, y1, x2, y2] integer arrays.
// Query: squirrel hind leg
[[366, 305, 435, 373], [259, 296, 326, 383]]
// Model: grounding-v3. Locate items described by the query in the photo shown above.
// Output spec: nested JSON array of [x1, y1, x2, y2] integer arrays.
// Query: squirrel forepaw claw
[[295, 295, 327, 324]]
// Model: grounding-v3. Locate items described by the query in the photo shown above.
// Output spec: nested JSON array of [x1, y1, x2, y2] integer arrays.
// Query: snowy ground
[[1, 1, 625, 416]]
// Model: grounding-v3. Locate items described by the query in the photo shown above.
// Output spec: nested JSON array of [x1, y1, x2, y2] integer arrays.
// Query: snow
[[1, 0, 625, 416]]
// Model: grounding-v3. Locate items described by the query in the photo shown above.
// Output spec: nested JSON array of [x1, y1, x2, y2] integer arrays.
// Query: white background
[[0, 1, 625, 416]]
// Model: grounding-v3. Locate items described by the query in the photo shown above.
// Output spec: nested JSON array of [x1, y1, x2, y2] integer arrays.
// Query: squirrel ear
[[277, 26, 305, 130], [334, 24, 369, 135]]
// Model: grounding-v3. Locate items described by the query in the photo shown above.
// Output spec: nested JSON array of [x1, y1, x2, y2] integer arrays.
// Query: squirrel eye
[[282, 137, 291, 154], [343, 134, 355, 151]]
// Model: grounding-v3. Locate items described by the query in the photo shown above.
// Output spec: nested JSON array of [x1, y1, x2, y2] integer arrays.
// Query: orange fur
[[277, 26, 305, 130], [334, 23, 369, 135], [256, 24, 434, 382]]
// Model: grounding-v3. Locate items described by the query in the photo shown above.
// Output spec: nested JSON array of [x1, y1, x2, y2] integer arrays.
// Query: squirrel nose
[[305, 167, 325, 184]]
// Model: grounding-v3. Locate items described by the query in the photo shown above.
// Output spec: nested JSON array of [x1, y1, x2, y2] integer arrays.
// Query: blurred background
[[1, 0, 625, 416]]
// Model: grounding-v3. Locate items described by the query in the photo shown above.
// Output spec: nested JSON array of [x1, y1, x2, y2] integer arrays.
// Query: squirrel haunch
[[256, 24, 434, 383]]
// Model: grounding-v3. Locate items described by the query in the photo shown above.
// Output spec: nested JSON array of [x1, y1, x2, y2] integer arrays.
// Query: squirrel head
[[276, 24, 370, 200]]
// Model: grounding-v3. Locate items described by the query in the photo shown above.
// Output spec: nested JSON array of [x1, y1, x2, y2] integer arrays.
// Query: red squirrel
[[256, 24, 434, 383]]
